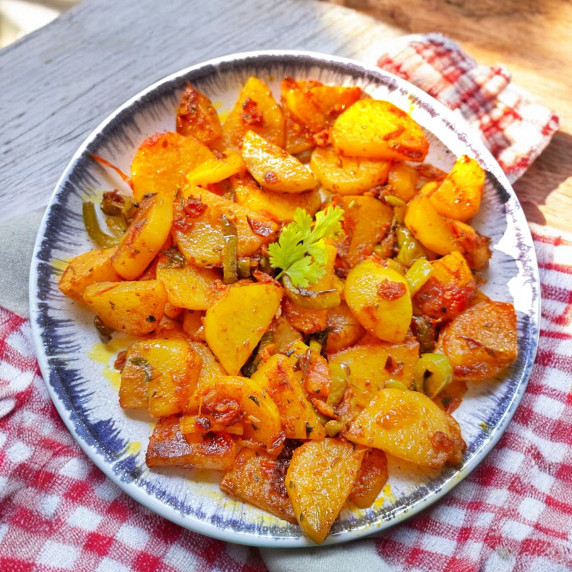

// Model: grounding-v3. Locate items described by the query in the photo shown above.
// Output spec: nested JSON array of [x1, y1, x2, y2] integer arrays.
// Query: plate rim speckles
[[29, 50, 540, 547]]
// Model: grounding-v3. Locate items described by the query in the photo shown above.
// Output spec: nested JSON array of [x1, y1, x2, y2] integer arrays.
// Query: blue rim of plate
[[29, 50, 540, 547]]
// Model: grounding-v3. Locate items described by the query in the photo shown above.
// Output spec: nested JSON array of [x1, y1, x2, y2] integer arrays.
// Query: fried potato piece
[[345, 259, 412, 344], [112, 193, 173, 280], [130, 131, 215, 201], [331, 100, 429, 162], [204, 282, 283, 375], [146, 416, 237, 471], [221, 76, 285, 150], [59, 247, 121, 301], [82, 280, 167, 335], [310, 146, 391, 195], [242, 130, 318, 194], [326, 301, 365, 353], [285, 439, 364, 544], [435, 300, 518, 381], [348, 448, 388, 509], [220, 447, 297, 524], [345, 388, 466, 469], [176, 83, 222, 145]]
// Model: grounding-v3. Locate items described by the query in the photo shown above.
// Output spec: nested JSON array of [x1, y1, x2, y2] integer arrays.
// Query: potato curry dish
[[58, 76, 518, 543]]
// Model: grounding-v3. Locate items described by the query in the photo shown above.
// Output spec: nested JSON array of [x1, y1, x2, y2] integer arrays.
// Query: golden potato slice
[[345, 388, 466, 468], [435, 300, 518, 382], [331, 99, 429, 162], [329, 338, 419, 410], [119, 338, 203, 417], [173, 185, 278, 267], [428, 155, 484, 221], [187, 340, 226, 386], [242, 130, 318, 194], [58, 247, 121, 301], [251, 354, 326, 440], [285, 439, 364, 544], [340, 196, 393, 269], [281, 77, 327, 133], [348, 448, 388, 509], [310, 146, 391, 195], [186, 376, 283, 452], [112, 193, 173, 280], [176, 83, 222, 145], [386, 162, 419, 203], [325, 301, 365, 353], [82, 280, 167, 335], [231, 172, 321, 222], [156, 252, 225, 311], [221, 76, 285, 150], [345, 259, 412, 344], [146, 416, 237, 471], [220, 447, 297, 524], [186, 150, 245, 186], [204, 282, 283, 375], [130, 131, 215, 201]]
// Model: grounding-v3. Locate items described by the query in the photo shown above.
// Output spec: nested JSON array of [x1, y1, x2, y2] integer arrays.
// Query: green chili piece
[[384, 194, 406, 207], [405, 258, 433, 296], [82, 201, 119, 248], [414, 353, 453, 398], [324, 420, 344, 437], [395, 226, 427, 266], [221, 214, 238, 284], [327, 361, 349, 406], [384, 379, 408, 390], [237, 258, 251, 279], [105, 216, 127, 237]]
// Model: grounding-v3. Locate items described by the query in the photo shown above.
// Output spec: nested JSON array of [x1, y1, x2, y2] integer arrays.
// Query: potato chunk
[[310, 146, 390, 195], [428, 155, 484, 221], [251, 354, 326, 440], [82, 280, 167, 335], [58, 247, 121, 301], [345, 259, 412, 344], [285, 439, 364, 544], [146, 416, 237, 471], [112, 193, 173, 280], [348, 448, 388, 509], [173, 185, 278, 267], [345, 388, 466, 468], [221, 76, 285, 149], [130, 131, 215, 201], [186, 376, 284, 453], [331, 99, 429, 162], [119, 338, 203, 417], [435, 300, 518, 381], [204, 282, 283, 375], [176, 83, 222, 145], [220, 447, 297, 524], [242, 130, 318, 194]]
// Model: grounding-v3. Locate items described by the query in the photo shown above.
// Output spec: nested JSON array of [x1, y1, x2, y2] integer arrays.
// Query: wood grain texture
[[326, 0, 572, 231]]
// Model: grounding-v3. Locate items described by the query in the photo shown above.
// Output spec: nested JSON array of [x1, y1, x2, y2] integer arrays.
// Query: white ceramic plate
[[29, 50, 540, 547]]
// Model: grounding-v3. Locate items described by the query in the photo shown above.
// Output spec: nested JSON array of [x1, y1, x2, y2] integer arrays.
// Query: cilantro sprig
[[268, 206, 344, 288]]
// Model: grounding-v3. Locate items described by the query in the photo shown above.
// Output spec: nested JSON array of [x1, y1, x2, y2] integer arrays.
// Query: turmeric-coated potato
[[331, 100, 429, 162], [221, 76, 285, 150], [146, 416, 237, 471], [345, 259, 412, 344], [251, 354, 326, 440], [345, 388, 466, 468], [242, 130, 318, 194], [112, 193, 173, 280], [186, 150, 245, 186], [186, 376, 283, 453], [435, 300, 518, 381], [348, 448, 388, 509], [325, 301, 365, 353], [176, 83, 222, 145], [310, 146, 391, 195], [82, 280, 167, 335], [59, 247, 121, 301], [285, 439, 364, 544], [130, 131, 215, 201], [204, 282, 283, 375], [428, 155, 484, 221], [220, 447, 297, 524]]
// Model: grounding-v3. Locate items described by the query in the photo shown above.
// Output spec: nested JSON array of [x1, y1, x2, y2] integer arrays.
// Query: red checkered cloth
[[1, 35, 569, 572]]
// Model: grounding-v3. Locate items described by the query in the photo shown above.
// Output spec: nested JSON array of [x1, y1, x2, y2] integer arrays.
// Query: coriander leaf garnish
[[268, 206, 344, 288]]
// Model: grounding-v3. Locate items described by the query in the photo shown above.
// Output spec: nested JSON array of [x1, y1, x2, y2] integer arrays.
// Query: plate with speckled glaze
[[29, 50, 540, 547]]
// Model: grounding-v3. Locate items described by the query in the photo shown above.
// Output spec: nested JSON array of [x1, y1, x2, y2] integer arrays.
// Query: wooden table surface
[[1, 0, 570, 231]]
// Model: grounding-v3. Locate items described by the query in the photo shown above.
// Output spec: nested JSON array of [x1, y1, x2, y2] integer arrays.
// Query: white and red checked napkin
[[1, 34, 570, 572]]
